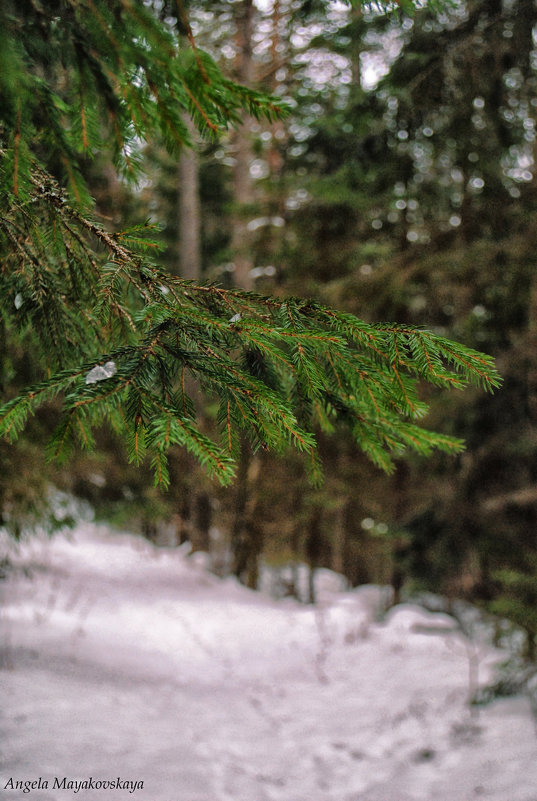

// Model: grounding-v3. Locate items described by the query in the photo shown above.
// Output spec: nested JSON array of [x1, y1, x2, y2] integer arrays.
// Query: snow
[[1, 523, 537, 801], [84, 362, 117, 385]]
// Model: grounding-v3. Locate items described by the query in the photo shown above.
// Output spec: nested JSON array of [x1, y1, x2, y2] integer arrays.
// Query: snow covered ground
[[1, 523, 537, 801]]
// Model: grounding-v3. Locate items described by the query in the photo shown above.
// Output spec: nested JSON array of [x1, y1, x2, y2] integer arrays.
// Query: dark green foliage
[[0, 0, 285, 197], [0, 181, 501, 486], [0, 0, 500, 499], [271, 0, 537, 643], [491, 561, 537, 661]]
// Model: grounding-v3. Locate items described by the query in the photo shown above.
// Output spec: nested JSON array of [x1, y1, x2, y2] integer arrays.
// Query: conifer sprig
[[0, 0, 288, 201], [0, 0, 499, 487], [0, 180, 502, 485]]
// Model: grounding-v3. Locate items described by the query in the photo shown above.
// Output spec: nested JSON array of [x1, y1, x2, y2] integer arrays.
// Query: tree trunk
[[527, 276, 537, 422], [227, 1, 261, 581], [178, 116, 201, 280], [230, 0, 256, 290], [231, 438, 263, 587], [331, 502, 347, 577], [305, 510, 323, 604]]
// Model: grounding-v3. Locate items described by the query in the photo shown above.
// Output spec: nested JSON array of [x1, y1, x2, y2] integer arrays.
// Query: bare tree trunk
[[349, 3, 363, 92], [228, 1, 261, 580], [190, 491, 212, 552], [267, 0, 286, 181], [331, 503, 346, 577], [527, 277, 537, 422], [231, 439, 263, 588], [305, 510, 323, 604], [230, 0, 256, 290], [177, 115, 206, 550], [390, 462, 409, 606], [178, 116, 201, 280]]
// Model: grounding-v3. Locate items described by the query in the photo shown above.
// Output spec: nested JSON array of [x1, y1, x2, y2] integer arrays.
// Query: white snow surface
[[1, 523, 537, 801]]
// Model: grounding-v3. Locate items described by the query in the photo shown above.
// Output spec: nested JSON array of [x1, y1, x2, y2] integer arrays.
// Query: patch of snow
[[84, 362, 117, 385], [384, 604, 458, 633], [1, 524, 537, 801]]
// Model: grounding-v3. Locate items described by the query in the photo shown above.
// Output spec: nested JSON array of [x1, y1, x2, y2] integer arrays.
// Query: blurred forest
[[3, 0, 537, 657]]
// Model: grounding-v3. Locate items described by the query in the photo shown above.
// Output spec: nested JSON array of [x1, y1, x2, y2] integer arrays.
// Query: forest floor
[[1, 523, 537, 801]]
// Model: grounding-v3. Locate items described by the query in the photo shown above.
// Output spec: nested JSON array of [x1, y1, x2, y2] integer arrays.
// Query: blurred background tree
[[4, 0, 537, 657]]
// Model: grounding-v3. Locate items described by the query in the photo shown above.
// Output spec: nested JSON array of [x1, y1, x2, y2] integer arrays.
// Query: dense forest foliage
[[2, 0, 536, 656]]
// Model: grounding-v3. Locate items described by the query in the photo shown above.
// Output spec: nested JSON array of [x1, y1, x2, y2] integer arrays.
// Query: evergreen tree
[[0, 0, 500, 520], [270, 0, 537, 621]]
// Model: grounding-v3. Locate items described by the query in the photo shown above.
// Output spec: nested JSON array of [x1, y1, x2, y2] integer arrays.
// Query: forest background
[[2, 0, 537, 658]]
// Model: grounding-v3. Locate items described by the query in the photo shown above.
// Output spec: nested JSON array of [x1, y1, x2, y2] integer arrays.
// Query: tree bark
[[231, 439, 263, 588], [230, 0, 256, 290], [178, 116, 202, 280]]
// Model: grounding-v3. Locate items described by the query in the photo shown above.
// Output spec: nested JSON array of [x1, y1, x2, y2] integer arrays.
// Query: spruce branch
[[0, 0, 501, 486]]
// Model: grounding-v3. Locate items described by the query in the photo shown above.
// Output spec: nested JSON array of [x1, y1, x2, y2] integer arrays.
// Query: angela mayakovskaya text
[[3, 777, 144, 794]]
